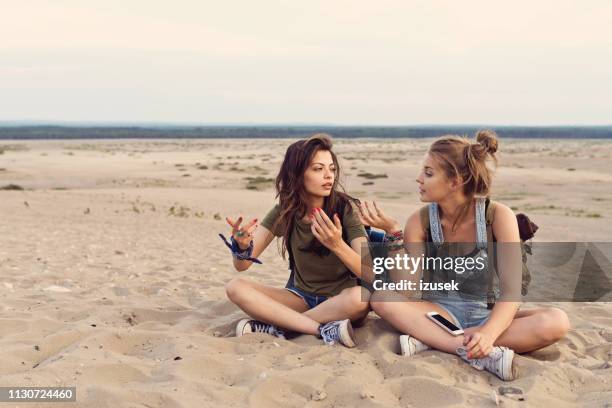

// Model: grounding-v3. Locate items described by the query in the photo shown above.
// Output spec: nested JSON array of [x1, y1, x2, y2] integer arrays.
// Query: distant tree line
[[0, 125, 611, 140]]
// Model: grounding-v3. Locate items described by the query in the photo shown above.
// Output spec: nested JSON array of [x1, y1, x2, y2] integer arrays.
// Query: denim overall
[[423, 198, 491, 329]]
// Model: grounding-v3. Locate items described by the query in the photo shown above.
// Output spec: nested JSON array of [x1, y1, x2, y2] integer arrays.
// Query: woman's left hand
[[357, 201, 401, 234], [464, 330, 496, 359], [311, 208, 343, 251]]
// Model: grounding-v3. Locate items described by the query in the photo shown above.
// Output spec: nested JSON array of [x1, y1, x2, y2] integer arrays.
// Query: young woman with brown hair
[[370, 130, 570, 381], [221, 133, 382, 347]]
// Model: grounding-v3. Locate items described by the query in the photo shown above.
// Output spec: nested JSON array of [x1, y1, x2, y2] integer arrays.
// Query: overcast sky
[[1, 0, 611, 125]]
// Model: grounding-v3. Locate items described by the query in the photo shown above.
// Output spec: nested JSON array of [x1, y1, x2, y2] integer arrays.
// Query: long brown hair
[[429, 129, 499, 230], [274, 133, 355, 257]]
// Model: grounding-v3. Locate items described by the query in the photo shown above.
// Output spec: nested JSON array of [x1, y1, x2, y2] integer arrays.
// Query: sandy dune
[[1, 138, 611, 407]]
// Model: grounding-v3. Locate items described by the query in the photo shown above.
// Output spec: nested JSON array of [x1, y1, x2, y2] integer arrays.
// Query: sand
[[0, 137, 611, 407]]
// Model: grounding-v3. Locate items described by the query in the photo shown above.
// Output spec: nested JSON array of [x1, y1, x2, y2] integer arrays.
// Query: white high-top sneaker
[[399, 335, 431, 356], [456, 346, 518, 381]]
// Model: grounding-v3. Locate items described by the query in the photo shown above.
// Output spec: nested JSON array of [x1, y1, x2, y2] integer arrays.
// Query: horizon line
[[1, 120, 612, 128]]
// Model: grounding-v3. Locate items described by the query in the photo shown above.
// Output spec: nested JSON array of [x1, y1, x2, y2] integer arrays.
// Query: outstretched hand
[[226, 216, 258, 250], [357, 201, 400, 233]]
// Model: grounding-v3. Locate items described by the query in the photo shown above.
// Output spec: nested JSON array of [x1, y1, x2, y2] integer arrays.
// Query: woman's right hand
[[226, 216, 258, 250]]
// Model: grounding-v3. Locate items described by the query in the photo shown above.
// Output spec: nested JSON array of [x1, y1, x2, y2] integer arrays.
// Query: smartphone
[[426, 311, 464, 336]]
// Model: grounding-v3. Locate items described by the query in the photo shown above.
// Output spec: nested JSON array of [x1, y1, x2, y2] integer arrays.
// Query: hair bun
[[475, 129, 499, 155]]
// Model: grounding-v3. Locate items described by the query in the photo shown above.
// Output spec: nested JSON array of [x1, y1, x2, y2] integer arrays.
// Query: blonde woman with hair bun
[[369, 130, 570, 381]]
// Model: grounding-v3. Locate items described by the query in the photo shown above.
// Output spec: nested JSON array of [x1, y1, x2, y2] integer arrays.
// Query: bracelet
[[218, 234, 263, 264], [387, 242, 405, 251], [383, 230, 403, 242]]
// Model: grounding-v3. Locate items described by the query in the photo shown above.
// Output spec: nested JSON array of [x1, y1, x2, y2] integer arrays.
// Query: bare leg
[[437, 307, 571, 353], [304, 286, 370, 324], [492, 307, 570, 353], [372, 289, 570, 354], [226, 277, 319, 335], [370, 290, 467, 354]]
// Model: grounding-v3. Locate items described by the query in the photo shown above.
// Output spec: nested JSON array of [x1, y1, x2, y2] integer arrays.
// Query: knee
[[340, 286, 370, 313], [225, 277, 247, 303], [369, 291, 391, 316], [370, 290, 408, 318], [538, 307, 570, 343]]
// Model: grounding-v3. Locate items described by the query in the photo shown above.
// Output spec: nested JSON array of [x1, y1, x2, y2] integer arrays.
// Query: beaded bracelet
[[383, 230, 404, 242]]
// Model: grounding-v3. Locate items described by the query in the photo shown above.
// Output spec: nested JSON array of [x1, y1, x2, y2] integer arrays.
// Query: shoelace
[[456, 346, 502, 371], [480, 349, 504, 373], [251, 321, 273, 334], [320, 323, 339, 345], [251, 321, 285, 339]]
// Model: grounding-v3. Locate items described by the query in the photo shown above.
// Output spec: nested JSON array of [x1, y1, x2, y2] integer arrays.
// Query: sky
[[1, 0, 611, 125]]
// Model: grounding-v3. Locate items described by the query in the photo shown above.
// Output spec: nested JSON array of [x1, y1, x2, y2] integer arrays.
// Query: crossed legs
[[370, 290, 570, 354], [225, 277, 370, 336]]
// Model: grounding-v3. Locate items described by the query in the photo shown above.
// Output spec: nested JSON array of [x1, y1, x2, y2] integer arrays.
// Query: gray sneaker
[[399, 335, 431, 356], [236, 319, 286, 339], [456, 346, 518, 381], [319, 319, 356, 348]]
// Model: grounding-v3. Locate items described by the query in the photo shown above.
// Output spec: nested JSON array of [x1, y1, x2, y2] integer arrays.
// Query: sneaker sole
[[502, 348, 519, 381], [340, 319, 357, 348], [235, 318, 251, 337], [399, 335, 414, 356]]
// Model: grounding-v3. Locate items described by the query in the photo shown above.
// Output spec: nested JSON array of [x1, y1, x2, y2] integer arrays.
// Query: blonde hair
[[428, 129, 499, 228]]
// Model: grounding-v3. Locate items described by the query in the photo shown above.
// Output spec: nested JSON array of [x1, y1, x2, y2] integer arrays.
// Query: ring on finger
[[236, 230, 244, 237]]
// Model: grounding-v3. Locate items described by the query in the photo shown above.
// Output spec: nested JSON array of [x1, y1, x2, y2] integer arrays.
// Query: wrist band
[[384, 230, 403, 242], [218, 233, 263, 264], [387, 242, 405, 251]]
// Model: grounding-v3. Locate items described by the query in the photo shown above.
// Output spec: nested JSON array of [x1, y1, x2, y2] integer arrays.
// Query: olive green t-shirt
[[261, 203, 367, 297]]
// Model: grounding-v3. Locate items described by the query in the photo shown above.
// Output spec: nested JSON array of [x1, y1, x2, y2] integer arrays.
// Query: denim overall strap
[[429, 199, 488, 248], [475, 197, 488, 250], [429, 203, 443, 245]]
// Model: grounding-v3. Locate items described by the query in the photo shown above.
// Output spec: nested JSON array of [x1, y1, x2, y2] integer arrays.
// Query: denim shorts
[[427, 294, 490, 330], [285, 282, 328, 309]]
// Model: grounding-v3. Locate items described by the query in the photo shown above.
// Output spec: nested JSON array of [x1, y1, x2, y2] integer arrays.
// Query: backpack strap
[[419, 205, 431, 241], [485, 198, 498, 308], [285, 226, 296, 288], [485, 199, 498, 228], [418, 205, 435, 284]]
